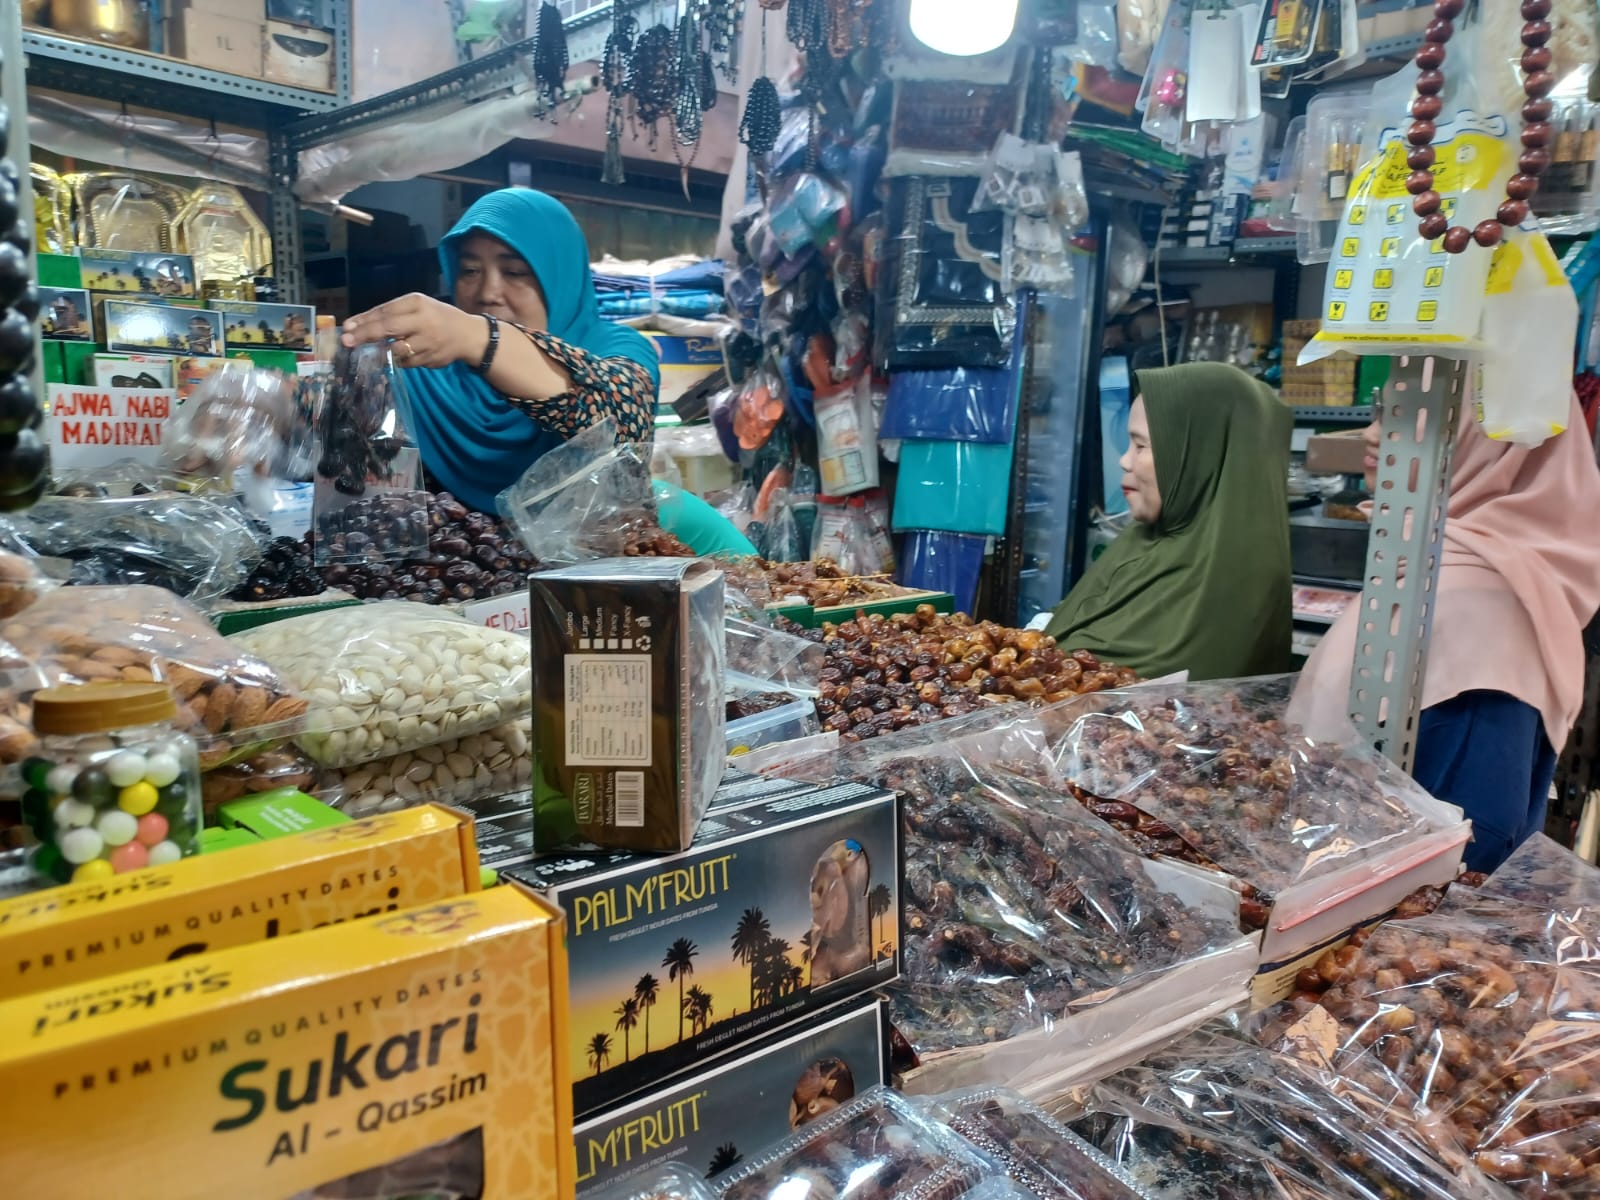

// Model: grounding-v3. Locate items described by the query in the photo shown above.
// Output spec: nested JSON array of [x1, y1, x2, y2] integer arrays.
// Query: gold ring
[[398, 339, 416, 360]]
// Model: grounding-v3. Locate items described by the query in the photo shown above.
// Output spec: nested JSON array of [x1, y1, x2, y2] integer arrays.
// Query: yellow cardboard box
[[0, 804, 480, 998], [0, 884, 572, 1199]]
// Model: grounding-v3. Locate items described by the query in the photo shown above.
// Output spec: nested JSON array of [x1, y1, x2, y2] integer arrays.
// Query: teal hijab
[[403, 189, 661, 513]]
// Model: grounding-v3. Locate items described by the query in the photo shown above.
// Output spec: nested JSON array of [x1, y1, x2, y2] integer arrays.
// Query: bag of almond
[[0, 585, 308, 771]]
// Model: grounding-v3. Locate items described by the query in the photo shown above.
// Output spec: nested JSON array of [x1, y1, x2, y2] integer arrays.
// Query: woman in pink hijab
[[1298, 395, 1600, 872]]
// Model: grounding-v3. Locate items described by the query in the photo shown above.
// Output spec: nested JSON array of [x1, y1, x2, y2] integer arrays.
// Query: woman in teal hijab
[[341, 188, 745, 554]]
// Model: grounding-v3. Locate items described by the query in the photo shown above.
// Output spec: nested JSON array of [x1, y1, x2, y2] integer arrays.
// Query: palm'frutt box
[[506, 779, 902, 1117]]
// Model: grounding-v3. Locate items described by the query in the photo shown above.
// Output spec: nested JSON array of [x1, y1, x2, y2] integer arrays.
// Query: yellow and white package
[[0, 884, 572, 1200], [1475, 228, 1577, 446], [1302, 29, 1512, 363], [0, 804, 480, 999]]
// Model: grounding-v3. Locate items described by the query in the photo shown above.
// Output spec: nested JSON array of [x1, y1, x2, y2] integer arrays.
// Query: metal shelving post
[[1344, 355, 1464, 771]]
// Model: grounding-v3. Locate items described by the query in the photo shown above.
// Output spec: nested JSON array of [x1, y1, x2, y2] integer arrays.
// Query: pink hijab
[[1299, 394, 1600, 747]]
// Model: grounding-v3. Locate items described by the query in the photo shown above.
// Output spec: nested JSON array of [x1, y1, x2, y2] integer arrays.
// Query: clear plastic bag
[[726, 615, 824, 700], [495, 418, 665, 564], [1271, 889, 1600, 1199], [230, 602, 533, 769], [1069, 1025, 1505, 1200], [160, 361, 298, 482], [1295, 87, 1373, 266], [1478, 229, 1579, 446], [0, 585, 308, 770], [588, 1163, 719, 1200], [319, 719, 531, 818], [1476, 832, 1600, 925], [313, 342, 428, 566], [972, 135, 1062, 219], [717, 1086, 1000, 1200], [0, 489, 263, 605], [1044, 677, 1439, 909], [836, 720, 1244, 1059], [815, 377, 880, 496], [927, 1087, 1156, 1200]]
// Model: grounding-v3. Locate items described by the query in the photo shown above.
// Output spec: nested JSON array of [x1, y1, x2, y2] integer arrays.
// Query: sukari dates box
[[0, 804, 479, 998], [0, 884, 572, 1200], [576, 998, 890, 1194], [506, 780, 902, 1116]]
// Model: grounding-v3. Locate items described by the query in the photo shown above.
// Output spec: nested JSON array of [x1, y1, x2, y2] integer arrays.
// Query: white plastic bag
[[1475, 228, 1576, 445]]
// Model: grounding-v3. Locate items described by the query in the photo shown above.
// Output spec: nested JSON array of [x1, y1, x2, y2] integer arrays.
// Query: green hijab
[[1045, 362, 1293, 681]]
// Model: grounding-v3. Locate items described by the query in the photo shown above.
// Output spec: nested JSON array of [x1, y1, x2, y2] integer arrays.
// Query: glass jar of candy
[[23, 683, 201, 885]]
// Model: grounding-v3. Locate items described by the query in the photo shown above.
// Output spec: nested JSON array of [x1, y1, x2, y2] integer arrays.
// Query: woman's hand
[[341, 294, 487, 369]]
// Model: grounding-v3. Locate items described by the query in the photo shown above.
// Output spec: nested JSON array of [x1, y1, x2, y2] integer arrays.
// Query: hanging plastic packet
[[1296, 86, 1373, 265], [758, 486, 807, 562], [1007, 214, 1076, 295], [972, 134, 1059, 217], [1251, 0, 1322, 70], [1301, 24, 1509, 364], [1137, 3, 1191, 149], [861, 490, 896, 573], [1476, 228, 1576, 446], [814, 376, 880, 496], [790, 462, 819, 553], [733, 366, 786, 453], [161, 361, 296, 485], [881, 364, 1017, 443], [1066, 0, 1119, 67], [311, 343, 428, 567]]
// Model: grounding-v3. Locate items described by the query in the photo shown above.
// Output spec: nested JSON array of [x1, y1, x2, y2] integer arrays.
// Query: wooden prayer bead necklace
[[1406, 0, 1557, 252]]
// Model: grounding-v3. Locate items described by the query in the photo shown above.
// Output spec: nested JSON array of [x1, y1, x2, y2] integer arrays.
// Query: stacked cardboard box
[[1280, 319, 1357, 406]]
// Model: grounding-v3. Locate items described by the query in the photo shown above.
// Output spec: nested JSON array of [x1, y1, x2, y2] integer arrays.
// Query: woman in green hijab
[[1044, 362, 1293, 680]]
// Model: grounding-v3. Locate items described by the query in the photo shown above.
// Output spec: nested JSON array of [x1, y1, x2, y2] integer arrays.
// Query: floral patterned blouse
[[503, 325, 656, 445]]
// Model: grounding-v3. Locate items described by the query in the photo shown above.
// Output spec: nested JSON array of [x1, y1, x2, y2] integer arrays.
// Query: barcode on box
[[615, 772, 645, 828]]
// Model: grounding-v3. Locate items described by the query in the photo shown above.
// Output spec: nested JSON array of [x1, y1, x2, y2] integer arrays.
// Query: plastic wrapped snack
[[1044, 677, 1442, 922], [0, 551, 48, 619], [0, 585, 307, 771], [1273, 889, 1600, 1198], [161, 361, 298, 482], [230, 603, 532, 769], [592, 1163, 719, 1200], [198, 743, 323, 817], [927, 1088, 1155, 1200], [0, 489, 263, 605], [1066, 1027, 1505, 1200], [716, 1087, 999, 1200], [322, 720, 532, 817], [529, 560, 726, 853], [1475, 833, 1600, 926]]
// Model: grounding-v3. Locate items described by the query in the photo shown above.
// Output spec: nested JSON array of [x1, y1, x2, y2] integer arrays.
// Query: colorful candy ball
[[59, 827, 105, 865], [143, 752, 182, 788], [97, 810, 139, 847], [21, 757, 51, 791], [105, 750, 149, 789], [108, 842, 149, 874], [147, 840, 183, 867], [53, 798, 96, 829], [72, 766, 113, 806], [72, 859, 115, 883], [45, 764, 77, 797], [135, 812, 169, 847], [117, 781, 159, 816]]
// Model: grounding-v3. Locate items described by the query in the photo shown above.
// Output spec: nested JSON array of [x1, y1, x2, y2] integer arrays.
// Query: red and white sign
[[462, 592, 531, 636], [46, 384, 176, 469]]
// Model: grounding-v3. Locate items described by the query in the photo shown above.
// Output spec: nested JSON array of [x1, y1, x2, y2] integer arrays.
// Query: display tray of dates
[[1066, 1027, 1503, 1200], [1041, 677, 1468, 945], [928, 1088, 1154, 1200], [1273, 890, 1600, 1199], [722, 557, 918, 610], [800, 607, 1138, 743], [715, 1087, 997, 1200]]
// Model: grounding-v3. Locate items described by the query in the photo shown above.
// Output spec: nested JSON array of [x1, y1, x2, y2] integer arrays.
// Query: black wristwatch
[[473, 313, 500, 376]]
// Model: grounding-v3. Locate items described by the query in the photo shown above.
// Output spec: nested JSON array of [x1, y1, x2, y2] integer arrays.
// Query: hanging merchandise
[[734, 365, 787, 453], [600, 6, 638, 185], [672, 2, 706, 151], [1185, 2, 1259, 126], [1295, 86, 1373, 264], [30, 164, 71, 254], [531, 3, 569, 107], [628, 22, 677, 149], [1250, 0, 1322, 70], [1118, 0, 1173, 75], [1477, 228, 1577, 445], [811, 492, 883, 575], [814, 375, 880, 495], [1301, 15, 1511, 362], [885, 177, 1015, 370], [891, 437, 1016, 537], [68, 172, 186, 252], [896, 529, 988, 615], [1137, 2, 1190, 148], [881, 365, 1019, 444], [174, 183, 272, 287]]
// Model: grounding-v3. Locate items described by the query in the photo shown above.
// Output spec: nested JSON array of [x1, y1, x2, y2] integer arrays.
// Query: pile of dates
[[229, 491, 537, 605], [804, 606, 1137, 741], [724, 557, 914, 608]]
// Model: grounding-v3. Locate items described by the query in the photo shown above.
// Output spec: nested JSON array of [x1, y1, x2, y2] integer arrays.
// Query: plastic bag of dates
[[926, 1087, 1156, 1200], [497, 418, 678, 565], [716, 1086, 1001, 1200], [1271, 890, 1600, 1199], [726, 615, 825, 699], [312, 343, 429, 567], [0, 488, 262, 605], [230, 603, 532, 770], [161, 361, 298, 482], [1042, 676, 1454, 916], [1474, 833, 1600, 927], [0, 584, 308, 771], [1063, 1026, 1506, 1200], [840, 722, 1249, 1082]]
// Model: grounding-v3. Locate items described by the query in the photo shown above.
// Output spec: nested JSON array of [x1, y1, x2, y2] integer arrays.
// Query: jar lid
[[32, 683, 178, 735]]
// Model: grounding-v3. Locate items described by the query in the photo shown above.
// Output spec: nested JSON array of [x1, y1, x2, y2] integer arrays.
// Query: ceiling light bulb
[[908, 0, 1018, 56]]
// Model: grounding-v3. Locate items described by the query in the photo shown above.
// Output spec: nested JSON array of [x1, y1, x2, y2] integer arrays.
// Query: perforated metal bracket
[[1345, 355, 1465, 771]]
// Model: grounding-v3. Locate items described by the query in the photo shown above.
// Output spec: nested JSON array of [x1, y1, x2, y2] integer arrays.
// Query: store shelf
[[1365, 32, 1424, 59], [22, 30, 340, 125], [1157, 236, 1297, 266], [1292, 405, 1374, 425]]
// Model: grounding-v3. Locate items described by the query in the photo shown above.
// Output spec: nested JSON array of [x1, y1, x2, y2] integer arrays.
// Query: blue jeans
[[1414, 690, 1558, 874]]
